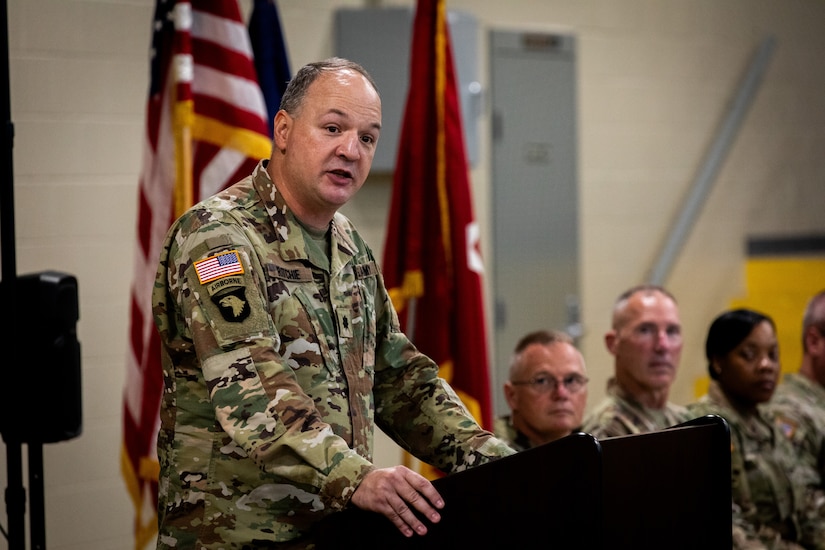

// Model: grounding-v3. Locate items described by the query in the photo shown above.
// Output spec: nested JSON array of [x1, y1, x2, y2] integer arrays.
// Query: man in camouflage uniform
[[581, 285, 692, 438], [771, 290, 825, 542], [494, 329, 588, 450], [152, 58, 515, 549]]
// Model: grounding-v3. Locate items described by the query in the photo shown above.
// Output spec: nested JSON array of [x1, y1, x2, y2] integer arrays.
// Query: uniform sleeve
[[770, 392, 825, 480], [581, 399, 635, 439], [780, 430, 825, 549], [797, 484, 825, 550], [165, 218, 374, 510], [367, 269, 515, 472]]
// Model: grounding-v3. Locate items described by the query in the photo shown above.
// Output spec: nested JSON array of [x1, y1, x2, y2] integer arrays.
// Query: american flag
[[195, 250, 244, 283], [121, 1, 287, 547]]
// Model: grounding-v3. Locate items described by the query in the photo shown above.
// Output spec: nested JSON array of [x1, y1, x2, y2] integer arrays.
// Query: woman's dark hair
[[705, 308, 775, 379]]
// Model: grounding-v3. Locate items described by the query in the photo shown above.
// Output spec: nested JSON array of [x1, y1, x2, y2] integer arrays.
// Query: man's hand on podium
[[350, 465, 445, 538]]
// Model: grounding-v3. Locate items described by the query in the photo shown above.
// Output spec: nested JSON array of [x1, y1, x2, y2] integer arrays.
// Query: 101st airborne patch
[[195, 250, 251, 323]]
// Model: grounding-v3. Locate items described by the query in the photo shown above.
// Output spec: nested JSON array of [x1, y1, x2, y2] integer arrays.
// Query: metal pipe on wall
[[647, 36, 776, 286]]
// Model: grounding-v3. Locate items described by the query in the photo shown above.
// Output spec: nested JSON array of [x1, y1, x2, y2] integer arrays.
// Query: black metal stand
[[2, 1, 46, 548], [4, 442, 25, 550], [28, 445, 45, 550], [2, 440, 46, 550]]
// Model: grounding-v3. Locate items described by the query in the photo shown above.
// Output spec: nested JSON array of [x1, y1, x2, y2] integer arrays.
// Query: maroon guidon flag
[[382, 0, 494, 476]]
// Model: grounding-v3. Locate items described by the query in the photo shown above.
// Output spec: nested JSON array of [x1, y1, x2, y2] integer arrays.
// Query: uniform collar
[[251, 161, 360, 270]]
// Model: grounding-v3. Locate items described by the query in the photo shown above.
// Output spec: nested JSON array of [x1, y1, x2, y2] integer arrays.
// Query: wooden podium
[[316, 415, 732, 549]]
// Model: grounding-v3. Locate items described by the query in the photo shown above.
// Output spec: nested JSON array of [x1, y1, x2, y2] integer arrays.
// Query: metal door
[[489, 30, 580, 415]]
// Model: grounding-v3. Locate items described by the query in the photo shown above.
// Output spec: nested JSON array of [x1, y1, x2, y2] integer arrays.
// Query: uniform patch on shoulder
[[194, 250, 245, 284], [774, 414, 798, 439], [212, 287, 251, 323], [205, 276, 244, 297]]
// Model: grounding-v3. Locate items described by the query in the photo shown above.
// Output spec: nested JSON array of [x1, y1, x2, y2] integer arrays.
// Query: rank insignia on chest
[[195, 250, 245, 284], [336, 306, 353, 338]]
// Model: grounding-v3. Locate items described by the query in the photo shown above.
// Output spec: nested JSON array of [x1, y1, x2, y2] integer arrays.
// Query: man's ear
[[805, 324, 824, 355], [503, 381, 518, 411], [273, 110, 290, 152], [604, 330, 618, 355]]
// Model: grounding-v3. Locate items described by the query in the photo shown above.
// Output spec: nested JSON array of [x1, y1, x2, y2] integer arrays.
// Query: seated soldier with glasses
[[494, 329, 589, 451]]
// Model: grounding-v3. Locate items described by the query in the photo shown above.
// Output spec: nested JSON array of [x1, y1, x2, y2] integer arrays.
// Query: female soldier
[[688, 308, 824, 549]]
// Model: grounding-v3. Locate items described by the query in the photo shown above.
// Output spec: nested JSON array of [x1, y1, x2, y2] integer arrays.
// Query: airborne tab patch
[[195, 250, 244, 284]]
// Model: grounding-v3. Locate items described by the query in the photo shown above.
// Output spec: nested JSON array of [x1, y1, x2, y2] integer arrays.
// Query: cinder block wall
[[5, 1, 825, 548]]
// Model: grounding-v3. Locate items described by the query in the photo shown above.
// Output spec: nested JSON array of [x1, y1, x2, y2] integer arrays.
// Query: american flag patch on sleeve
[[194, 250, 245, 284]]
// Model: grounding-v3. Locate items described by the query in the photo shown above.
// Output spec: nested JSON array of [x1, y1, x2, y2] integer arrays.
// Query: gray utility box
[[334, 7, 480, 173]]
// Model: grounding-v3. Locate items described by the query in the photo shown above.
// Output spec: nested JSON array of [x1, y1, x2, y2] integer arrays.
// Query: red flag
[[383, 0, 493, 436], [121, 1, 274, 547]]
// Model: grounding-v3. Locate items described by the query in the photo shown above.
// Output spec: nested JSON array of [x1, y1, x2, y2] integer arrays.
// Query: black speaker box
[[1, 271, 82, 444]]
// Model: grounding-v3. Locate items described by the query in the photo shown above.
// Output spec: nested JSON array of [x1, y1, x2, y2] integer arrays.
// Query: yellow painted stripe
[[692, 256, 825, 398]]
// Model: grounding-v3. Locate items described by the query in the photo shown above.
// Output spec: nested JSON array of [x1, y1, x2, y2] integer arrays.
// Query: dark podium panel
[[317, 432, 603, 549], [600, 415, 732, 549], [316, 415, 731, 549]]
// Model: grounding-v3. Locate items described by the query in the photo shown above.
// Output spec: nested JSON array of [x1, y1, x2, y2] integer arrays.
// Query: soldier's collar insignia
[[194, 250, 244, 284]]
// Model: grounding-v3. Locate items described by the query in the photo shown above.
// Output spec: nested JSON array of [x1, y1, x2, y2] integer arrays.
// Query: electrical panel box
[[334, 7, 481, 173]]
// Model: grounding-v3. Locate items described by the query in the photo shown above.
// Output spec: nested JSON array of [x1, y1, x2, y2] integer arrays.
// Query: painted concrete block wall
[[4, 0, 825, 548]]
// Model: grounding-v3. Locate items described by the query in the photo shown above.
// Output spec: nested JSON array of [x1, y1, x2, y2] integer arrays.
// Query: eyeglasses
[[510, 374, 589, 394]]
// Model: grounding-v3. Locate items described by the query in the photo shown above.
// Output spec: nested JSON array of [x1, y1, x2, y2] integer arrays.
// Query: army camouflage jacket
[[493, 415, 580, 451], [771, 373, 825, 480], [493, 415, 531, 452], [580, 377, 692, 439], [688, 381, 825, 549], [152, 161, 514, 548]]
